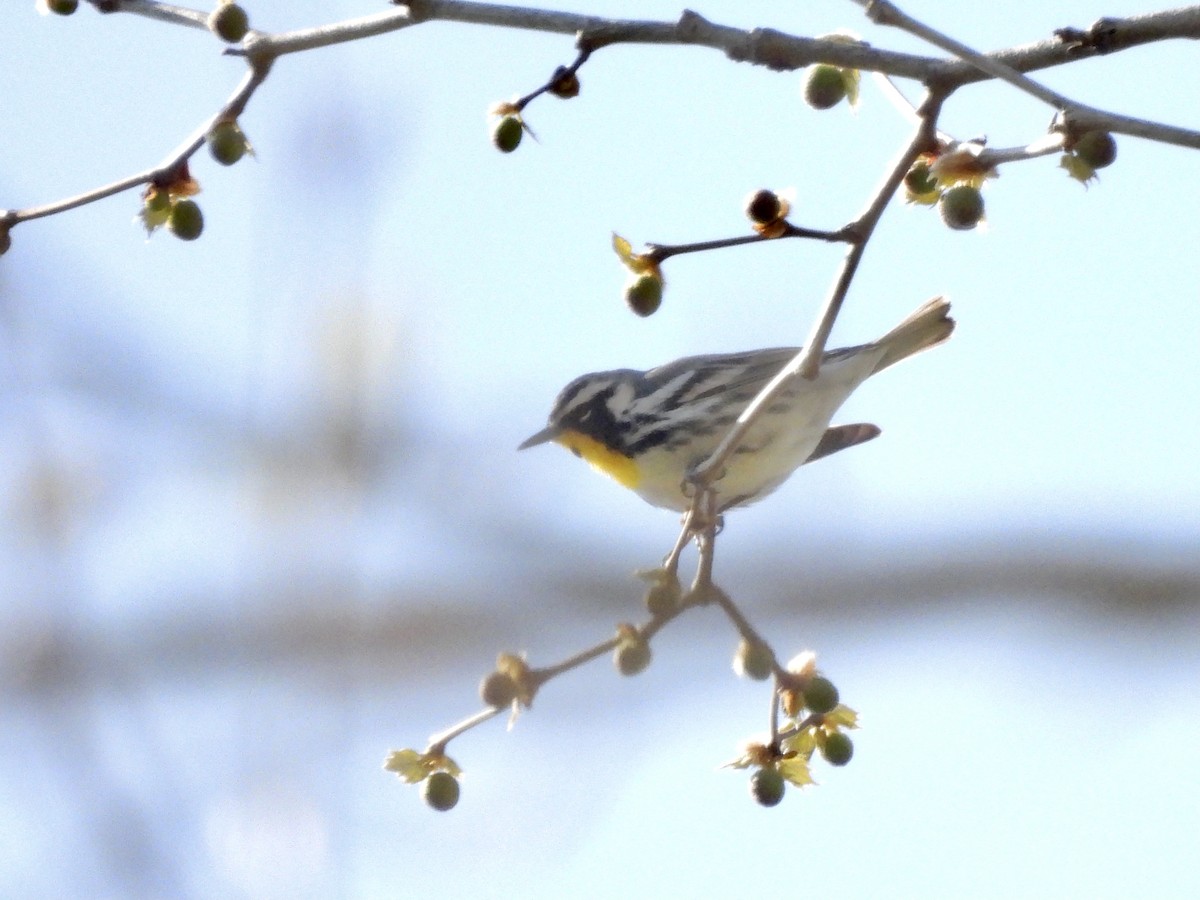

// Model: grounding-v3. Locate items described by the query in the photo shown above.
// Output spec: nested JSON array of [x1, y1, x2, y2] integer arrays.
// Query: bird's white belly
[[630, 355, 880, 511]]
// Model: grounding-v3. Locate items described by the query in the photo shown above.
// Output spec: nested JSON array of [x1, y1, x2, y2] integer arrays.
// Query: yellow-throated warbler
[[520, 297, 953, 512]]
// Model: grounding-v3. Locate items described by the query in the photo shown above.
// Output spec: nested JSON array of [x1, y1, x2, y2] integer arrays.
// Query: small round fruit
[[938, 184, 984, 231], [615, 638, 651, 676], [904, 162, 938, 197], [644, 579, 680, 618], [422, 771, 460, 811], [479, 671, 519, 708], [207, 120, 247, 166], [1073, 130, 1116, 169], [208, 3, 249, 43], [0, 227, 11, 257], [745, 189, 782, 225], [750, 767, 785, 807], [624, 273, 663, 317], [822, 732, 854, 767], [802, 675, 839, 715], [804, 65, 847, 110], [167, 199, 204, 241], [733, 639, 774, 681], [46, 0, 79, 15], [492, 116, 523, 153]]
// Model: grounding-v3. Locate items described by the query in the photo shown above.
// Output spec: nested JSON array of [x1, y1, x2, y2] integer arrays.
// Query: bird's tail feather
[[872, 296, 954, 374]]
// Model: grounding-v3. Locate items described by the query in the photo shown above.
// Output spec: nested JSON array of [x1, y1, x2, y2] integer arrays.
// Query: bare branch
[[10, 0, 1199, 235], [3, 64, 268, 228], [977, 133, 1067, 167], [236, 9, 416, 58], [426, 706, 504, 753], [89, 0, 209, 29], [646, 224, 850, 265], [857, 0, 1078, 108], [853, 0, 1200, 149]]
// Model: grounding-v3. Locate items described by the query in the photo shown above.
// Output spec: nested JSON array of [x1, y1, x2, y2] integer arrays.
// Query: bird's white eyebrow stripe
[[555, 376, 616, 414]]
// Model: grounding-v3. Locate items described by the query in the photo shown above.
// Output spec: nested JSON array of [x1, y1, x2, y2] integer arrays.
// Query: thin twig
[[3, 64, 268, 228], [647, 224, 850, 264], [422, 566, 713, 752], [776, 711, 823, 743], [91, 0, 208, 29], [400, 0, 1200, 93], [768, 685, 781, 747], [511, 46, 592, 109], [235, 9, 416, 58], [708, 581, 770, 650], [977, 133, 1067, 167], [856, 0, 1072, 109], [426, 706, 504, 752], [852, 0, 1200, 150], [11, 0, 1200, 232], [529, 636, 619, 686]]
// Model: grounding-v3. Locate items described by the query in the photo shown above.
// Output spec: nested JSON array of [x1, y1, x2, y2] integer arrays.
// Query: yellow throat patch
[[556, 429, 640, 489]]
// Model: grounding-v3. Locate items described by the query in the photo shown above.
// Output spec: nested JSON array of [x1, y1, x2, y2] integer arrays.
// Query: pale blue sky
[[3, 2, 1199, 897]]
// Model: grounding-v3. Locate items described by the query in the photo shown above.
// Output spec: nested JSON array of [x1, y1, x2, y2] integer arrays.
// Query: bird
[[519, 297, 953, 512]]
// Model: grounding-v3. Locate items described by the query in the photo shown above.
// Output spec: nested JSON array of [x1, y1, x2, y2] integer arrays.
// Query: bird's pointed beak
[[517, 424, 561, 451]]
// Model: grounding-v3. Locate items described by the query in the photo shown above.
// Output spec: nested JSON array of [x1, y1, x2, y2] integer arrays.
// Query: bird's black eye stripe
[[625, 427, 672, 455], [563, 383, 627, 451]]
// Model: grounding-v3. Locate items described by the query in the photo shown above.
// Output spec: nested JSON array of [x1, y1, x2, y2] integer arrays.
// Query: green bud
[[492, 116, 523, 153], [750, 767, 785, 807], [479, 671, 519, 708], [821, 732, 854, 767], [167, 199, 204, 241], [644, 578, 681, 618], [733, 638, 774, 681], [938, 184, 984, 231], [802, 675, 839, 715], [804, 65, 847, 110], [208, 3, 249, 43], [207, 120, 248, 166], [624, 273, 663, 317], [422, 771, 460, 811], [614, 638, 651, 676], [1073, 130, 1116, 169], [46, 0, 79, 15]]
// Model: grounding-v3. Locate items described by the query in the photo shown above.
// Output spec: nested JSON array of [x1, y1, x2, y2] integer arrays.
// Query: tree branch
[[9, 0, 1199, 233], [238, 9, 416, 58], [856, 0, 1200, 149], [89, 0, 208, 29], [3, 63, 268, 228]]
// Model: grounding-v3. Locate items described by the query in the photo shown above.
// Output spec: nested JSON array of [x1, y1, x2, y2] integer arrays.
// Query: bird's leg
[[661, 507, 695, 578]]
